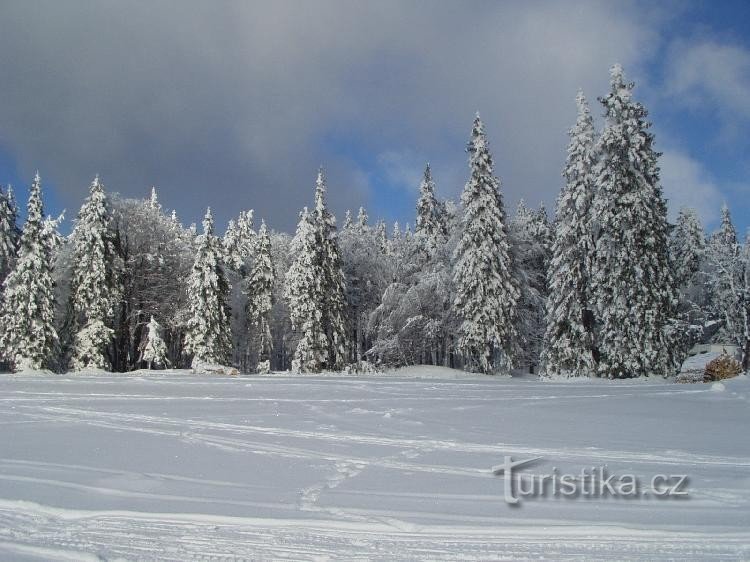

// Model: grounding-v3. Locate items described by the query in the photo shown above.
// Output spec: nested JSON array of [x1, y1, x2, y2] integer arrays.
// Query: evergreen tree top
[[202, 207, 214, 236], [600, 64, 647, 127], [0, 184, 18, 226], [149, 186, 160, 209], [420, 163, 433, 193], [5, 184, 16, 211], [416, 163, 437, 210], [25, 173, 44, 236], [469, 114, 490, 157], [314, 167, 327, 214], [536, 201, 548, 222], [714, 203, 737, 246], [515, 199, 531, 220], [609, 64, 628, 93], [296, 206, 311, 228], [357, 206, 368, 229], [575, 89, 588, 113], [597, 64, 659, 188], [313, 167, 339, 235], [465, 115, 498, 189], [88, 175, 106, 202], [570, 91, 595, 146]]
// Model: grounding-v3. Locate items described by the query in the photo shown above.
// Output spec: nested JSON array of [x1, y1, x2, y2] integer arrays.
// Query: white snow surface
[[0, 369, 748, 560]]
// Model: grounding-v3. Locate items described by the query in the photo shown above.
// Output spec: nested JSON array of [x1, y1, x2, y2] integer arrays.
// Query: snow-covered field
[[0, 369, 748, 560]]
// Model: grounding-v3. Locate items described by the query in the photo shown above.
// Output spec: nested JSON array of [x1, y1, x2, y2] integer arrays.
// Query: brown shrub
[[704, 352, 743, 382]]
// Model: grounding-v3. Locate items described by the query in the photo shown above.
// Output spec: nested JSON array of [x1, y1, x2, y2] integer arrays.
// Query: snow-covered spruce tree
[[510, 200, 552, 374], [69, 176, 116, 371], [222, 209, 256, 368], [223, 210, 255, 272], [184, 208, 233, 369], [671, 208, 706, 290], [0, 185, 19, 285], [669, 207, 708, 365], [732, 236, 750, 369], [452, 115, 519, 374], [707, 204, 739, 320], [343, 210, 353, 230], [590, 65, 677, 378], [356, 206, 369, 232], [140, 315, 169, 369], [245, 220, 275, 373], [375, 220, 388, 254], [415, 163, 447, 256], [284, 208, 327, 372], [312, 169, 348, 369], [705, 226, 750, 369], [712, 203, 737, 247], [542, 91, 598, 377], [707, 205, 749, 365], [148, 186, 160, 211], [0, 174, 58, 371]]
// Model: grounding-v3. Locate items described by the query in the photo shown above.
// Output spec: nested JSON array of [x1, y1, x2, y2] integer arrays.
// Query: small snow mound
[[711, 382, 726, 392], [343, 360, 380, 374], [539, 371, 592, 382], [191, 359, 239, 376], [13, 368, 56, 376], [71, 367, 111, 376], [675, 371, 705, 384], [385, 365, 489, 379]]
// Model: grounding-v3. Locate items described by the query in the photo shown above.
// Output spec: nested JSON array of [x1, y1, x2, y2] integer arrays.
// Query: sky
[[0, 0, 748, 236]]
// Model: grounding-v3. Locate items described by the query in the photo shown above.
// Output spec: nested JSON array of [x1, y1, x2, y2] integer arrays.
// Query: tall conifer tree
[[0, 185, 18, 285], [453, 115, 518, 374], [313, 169, 348, 369], [542, 92, 598, 377], [185, 208, 232, 367], [0, 174, 58, 371], [285, 208, 327, 372], [415, 163, 447, 256], [70, 176, 115, 370], [591, 65, 676, 378], [245, 220, 275, 373]]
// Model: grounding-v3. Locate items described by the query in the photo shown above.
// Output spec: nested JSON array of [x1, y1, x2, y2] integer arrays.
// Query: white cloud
[[376, 151, 425, 193], [0, 0, 667, 230], [666, 40, 750, 124], [659, 149, 723, 226]]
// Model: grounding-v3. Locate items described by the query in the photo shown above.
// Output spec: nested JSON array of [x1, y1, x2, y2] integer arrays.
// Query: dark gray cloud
[[0, 0, 664, 231]]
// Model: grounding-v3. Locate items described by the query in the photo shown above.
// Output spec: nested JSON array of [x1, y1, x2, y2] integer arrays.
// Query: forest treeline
[[0, 65, 746, 377]]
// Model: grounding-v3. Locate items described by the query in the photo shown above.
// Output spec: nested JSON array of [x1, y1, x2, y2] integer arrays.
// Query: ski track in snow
[[0, 372, 748, 560]]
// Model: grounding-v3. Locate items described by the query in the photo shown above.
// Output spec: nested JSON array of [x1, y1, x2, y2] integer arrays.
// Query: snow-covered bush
[[343, 360, 380, 374], [191, 358, 239, 376], [140, 316, 169, 369]]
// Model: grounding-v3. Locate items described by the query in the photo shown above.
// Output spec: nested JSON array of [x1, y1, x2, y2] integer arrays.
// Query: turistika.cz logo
[[491, 456, 689, 505]]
